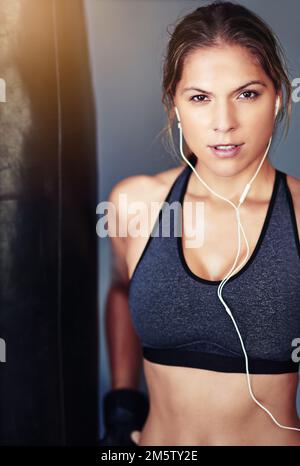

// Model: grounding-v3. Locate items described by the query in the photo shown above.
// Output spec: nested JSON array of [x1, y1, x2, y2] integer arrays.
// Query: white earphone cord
[[177, 113, 300, 432]]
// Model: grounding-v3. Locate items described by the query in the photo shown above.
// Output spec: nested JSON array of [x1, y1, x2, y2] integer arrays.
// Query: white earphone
[[175, 96, 300, 432], [275, 94, 280, 118]]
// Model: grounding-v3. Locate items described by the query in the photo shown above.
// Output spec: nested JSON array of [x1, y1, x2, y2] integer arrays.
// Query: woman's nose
[[212, 103, 238, 132]]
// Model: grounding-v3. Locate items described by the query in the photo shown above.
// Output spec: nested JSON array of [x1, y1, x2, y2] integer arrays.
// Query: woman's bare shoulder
[[108, 164, 185, 204], [286, 173, 300, 191], [107, 165, 185, 274]]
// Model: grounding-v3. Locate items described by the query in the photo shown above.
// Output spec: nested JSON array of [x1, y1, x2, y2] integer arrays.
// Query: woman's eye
[[190, 95, 209, 103], [239, 90, 259, 100], [189, 90, 260, 103]]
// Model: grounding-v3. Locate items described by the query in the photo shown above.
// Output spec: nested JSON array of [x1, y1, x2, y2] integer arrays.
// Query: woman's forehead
[[179, 45, 272, 91], [184, 44, 260, 74]]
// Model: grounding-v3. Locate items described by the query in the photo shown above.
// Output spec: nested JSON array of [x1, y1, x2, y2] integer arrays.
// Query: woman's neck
[[188, 156, 275, 205]]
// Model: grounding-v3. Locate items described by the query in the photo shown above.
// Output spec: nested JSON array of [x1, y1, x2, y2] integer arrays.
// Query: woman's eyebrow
[[181, 80, 267, 96]]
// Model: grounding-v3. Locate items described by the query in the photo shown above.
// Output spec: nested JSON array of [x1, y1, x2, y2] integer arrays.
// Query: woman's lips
[[209, 143, 244, 158]]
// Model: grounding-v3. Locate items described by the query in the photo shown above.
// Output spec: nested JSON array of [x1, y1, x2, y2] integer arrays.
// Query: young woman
[[108, 1, 300, 445]]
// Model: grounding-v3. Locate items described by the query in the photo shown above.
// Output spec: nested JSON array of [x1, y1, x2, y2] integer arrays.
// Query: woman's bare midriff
[[138, 359, 300, 446]]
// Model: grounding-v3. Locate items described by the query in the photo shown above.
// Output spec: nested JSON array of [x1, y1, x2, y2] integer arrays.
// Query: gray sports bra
[[128, 155, 300, 374]]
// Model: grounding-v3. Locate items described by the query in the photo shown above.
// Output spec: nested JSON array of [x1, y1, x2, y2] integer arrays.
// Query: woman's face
[[174, 44, 281, 176]]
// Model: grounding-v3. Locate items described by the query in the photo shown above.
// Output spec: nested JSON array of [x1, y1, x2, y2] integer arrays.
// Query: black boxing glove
[[99, 388, 149, 446]]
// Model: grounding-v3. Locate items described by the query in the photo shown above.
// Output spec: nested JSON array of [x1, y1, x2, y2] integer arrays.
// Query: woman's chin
[[203, 158, 246, 178]]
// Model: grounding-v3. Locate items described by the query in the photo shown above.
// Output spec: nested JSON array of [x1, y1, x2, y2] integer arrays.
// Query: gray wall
[[83, 0, 300, 438]]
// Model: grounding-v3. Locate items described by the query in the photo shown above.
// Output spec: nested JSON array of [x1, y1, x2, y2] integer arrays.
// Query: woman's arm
[[106, 178, 144, 389], [99, 179, 148, 446]]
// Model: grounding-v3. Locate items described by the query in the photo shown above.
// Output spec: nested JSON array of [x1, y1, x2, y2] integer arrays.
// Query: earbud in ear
[[174, 106, 181, 129], [274, 96, 280, 118]]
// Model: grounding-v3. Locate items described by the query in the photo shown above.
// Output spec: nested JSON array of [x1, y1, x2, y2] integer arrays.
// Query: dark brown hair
[[158, 1, 292, 162]]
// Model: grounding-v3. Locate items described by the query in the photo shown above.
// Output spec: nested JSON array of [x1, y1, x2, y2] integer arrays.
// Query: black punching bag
[[0, 0, 98, 445]]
